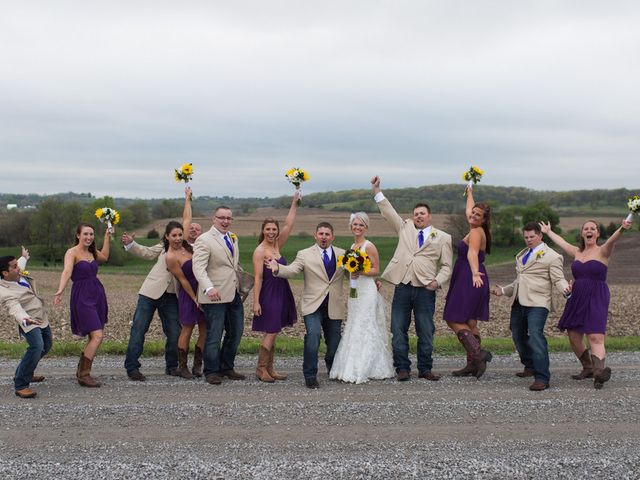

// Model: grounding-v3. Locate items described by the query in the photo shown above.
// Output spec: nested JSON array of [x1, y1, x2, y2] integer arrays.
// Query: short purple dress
[[558, 260, 610, 334], [178, 259, 205, 326], [70, 260, 108, 336], [252, 256, 297, 334], [442, 241, 489, 323]]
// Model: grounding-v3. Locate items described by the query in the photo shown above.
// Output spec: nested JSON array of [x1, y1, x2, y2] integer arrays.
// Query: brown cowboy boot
[[192, 346, 203, 378], [591, 354, 611, 390], [571, 349, 593, 380], [266, 345, 287, 381], [256, 346, 275, 383], [452, 334, 480, 377], [77, 354, 101, 388], [457, 330, 492, 379], [176, 348, 194, 379]]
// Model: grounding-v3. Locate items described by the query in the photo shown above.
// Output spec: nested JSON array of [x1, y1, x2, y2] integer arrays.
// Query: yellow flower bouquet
[[285, 167, 310, 205], [174, 163, 194, 199], [462, 165, 484, 196], [95, 207, 120, 239], [337, 248, 372, 298]]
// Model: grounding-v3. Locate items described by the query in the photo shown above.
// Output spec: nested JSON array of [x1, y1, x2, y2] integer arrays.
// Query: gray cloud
[[1, 1, 639, 198]]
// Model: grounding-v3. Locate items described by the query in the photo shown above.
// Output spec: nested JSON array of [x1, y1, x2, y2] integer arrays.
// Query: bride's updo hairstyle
[[349, 212, 370, 230]]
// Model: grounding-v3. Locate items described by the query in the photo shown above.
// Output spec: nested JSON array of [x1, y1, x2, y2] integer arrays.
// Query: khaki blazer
[[275, 245, 346, 319], [0, 275, 49, 334], [502, 244, 569, 312], [377, 198, 453, 287], [127, 241, 177, 298], [192, 227, 240, 304]]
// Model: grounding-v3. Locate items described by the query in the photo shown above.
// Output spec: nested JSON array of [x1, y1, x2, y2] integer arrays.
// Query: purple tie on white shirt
[[224, 235, 234, 254]]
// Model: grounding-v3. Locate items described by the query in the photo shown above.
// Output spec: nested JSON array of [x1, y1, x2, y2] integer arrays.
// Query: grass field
[[2, 336, 640, 359]]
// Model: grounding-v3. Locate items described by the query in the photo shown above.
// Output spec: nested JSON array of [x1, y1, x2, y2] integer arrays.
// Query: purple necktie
[[224, 235, 234, 254], [522, 249, 532, 265], [418, 230, 424, 248]]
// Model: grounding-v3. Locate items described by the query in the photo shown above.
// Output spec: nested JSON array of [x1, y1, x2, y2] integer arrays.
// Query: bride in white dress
[[330, 212, 395, 384]]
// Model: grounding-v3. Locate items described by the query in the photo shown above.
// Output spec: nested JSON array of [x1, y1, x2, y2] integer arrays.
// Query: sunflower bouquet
[[174, 163, 194, 199], [626, 195, 640, 222], [337, 248, 372, 298], [285, 167, 309, 205], [462, 165, 484, 196], [95, 207, 120, 239]]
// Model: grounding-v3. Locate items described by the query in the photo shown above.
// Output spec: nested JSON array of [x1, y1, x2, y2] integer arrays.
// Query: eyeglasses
[[215, 216, 233, 221]]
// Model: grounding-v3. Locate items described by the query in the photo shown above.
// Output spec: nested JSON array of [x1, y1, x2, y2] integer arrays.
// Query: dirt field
[[137, 207, 625, 238]]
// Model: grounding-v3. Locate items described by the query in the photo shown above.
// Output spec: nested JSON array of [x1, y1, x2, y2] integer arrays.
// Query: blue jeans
[[14, 326, 52, 390], [201, 293, 244, 376], [302, 303, 342, 379], [391, 283, 436, 375], [124, 293, 180, 375], [510, 300, 550, 383]]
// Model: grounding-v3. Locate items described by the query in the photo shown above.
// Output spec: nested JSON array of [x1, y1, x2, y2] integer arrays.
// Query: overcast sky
[[1, 1, 639, 199]]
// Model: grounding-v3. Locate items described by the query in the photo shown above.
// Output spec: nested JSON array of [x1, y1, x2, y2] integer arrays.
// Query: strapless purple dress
[[252, 256, 297, 334], [178, 259, 205, 326], [558, 260, 610, 334], [442, 241, 489, 323], [70, 260, 108, 336]]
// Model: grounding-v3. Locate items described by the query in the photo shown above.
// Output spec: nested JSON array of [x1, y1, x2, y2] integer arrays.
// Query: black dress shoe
[[396, 371, 410, 381], [305, 377, 320, 389], [128, 369, 146, 382]]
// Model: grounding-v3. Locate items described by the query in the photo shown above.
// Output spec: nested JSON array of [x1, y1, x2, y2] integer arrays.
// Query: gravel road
[[2, 352, 639, 479]]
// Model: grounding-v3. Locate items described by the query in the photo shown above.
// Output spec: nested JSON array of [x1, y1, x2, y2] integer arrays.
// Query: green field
[[0, 236, 518, 276], [2, 335, 640, 359]]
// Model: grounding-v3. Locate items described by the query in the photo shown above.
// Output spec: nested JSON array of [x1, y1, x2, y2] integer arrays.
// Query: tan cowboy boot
[[266, 345, 287, 381], [77, 354, 101, 388], [256, 346, 275, 383], [571, 349, 593, 380]]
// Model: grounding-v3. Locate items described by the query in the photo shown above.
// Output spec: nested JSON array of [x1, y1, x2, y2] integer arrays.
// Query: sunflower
[[181, 163, 193, 175], [174, 170, 182, 182], [113, 212, 121, 225], [337, 255, 345, 267], [95, 208, 103, 219], [345, 257, 360, 273]]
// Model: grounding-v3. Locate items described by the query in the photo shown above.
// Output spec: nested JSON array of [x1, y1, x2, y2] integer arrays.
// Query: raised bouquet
[[95, 207, 120, 238], [174, 163, 194, 199], [285, 167, 309, 205], [462, 165, 484, 196], [627, 195, 640, 222], [337, 248, 372, 298]]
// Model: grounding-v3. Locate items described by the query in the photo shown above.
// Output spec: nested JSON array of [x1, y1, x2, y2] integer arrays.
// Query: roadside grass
[[2, 336, 639, 359]]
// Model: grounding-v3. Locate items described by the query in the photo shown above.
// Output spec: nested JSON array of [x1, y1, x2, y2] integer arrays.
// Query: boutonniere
[[536, 250, 545, 259], [20, 270, 30, 277], [430, 230, 437, 238], [229, 233, 237, 243]]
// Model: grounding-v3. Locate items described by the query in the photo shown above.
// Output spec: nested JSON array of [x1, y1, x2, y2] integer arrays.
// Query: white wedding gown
[[330, 246, 395, 384]]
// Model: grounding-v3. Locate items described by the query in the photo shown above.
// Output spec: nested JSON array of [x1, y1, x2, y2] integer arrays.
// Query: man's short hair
[[0, 255, 15, 279], [316, 222, 334, 233], [413, 203, 431, 214], [523, 222, 542, 234], [214, 206, 232, 215]]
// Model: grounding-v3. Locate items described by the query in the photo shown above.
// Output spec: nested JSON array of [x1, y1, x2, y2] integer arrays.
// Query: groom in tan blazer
[[372, 176, 452, 381], [192, 206, 245, 385], [1, 253, 52, 398], [270, 222, 346, 388], [493, 222, 570, 391]]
